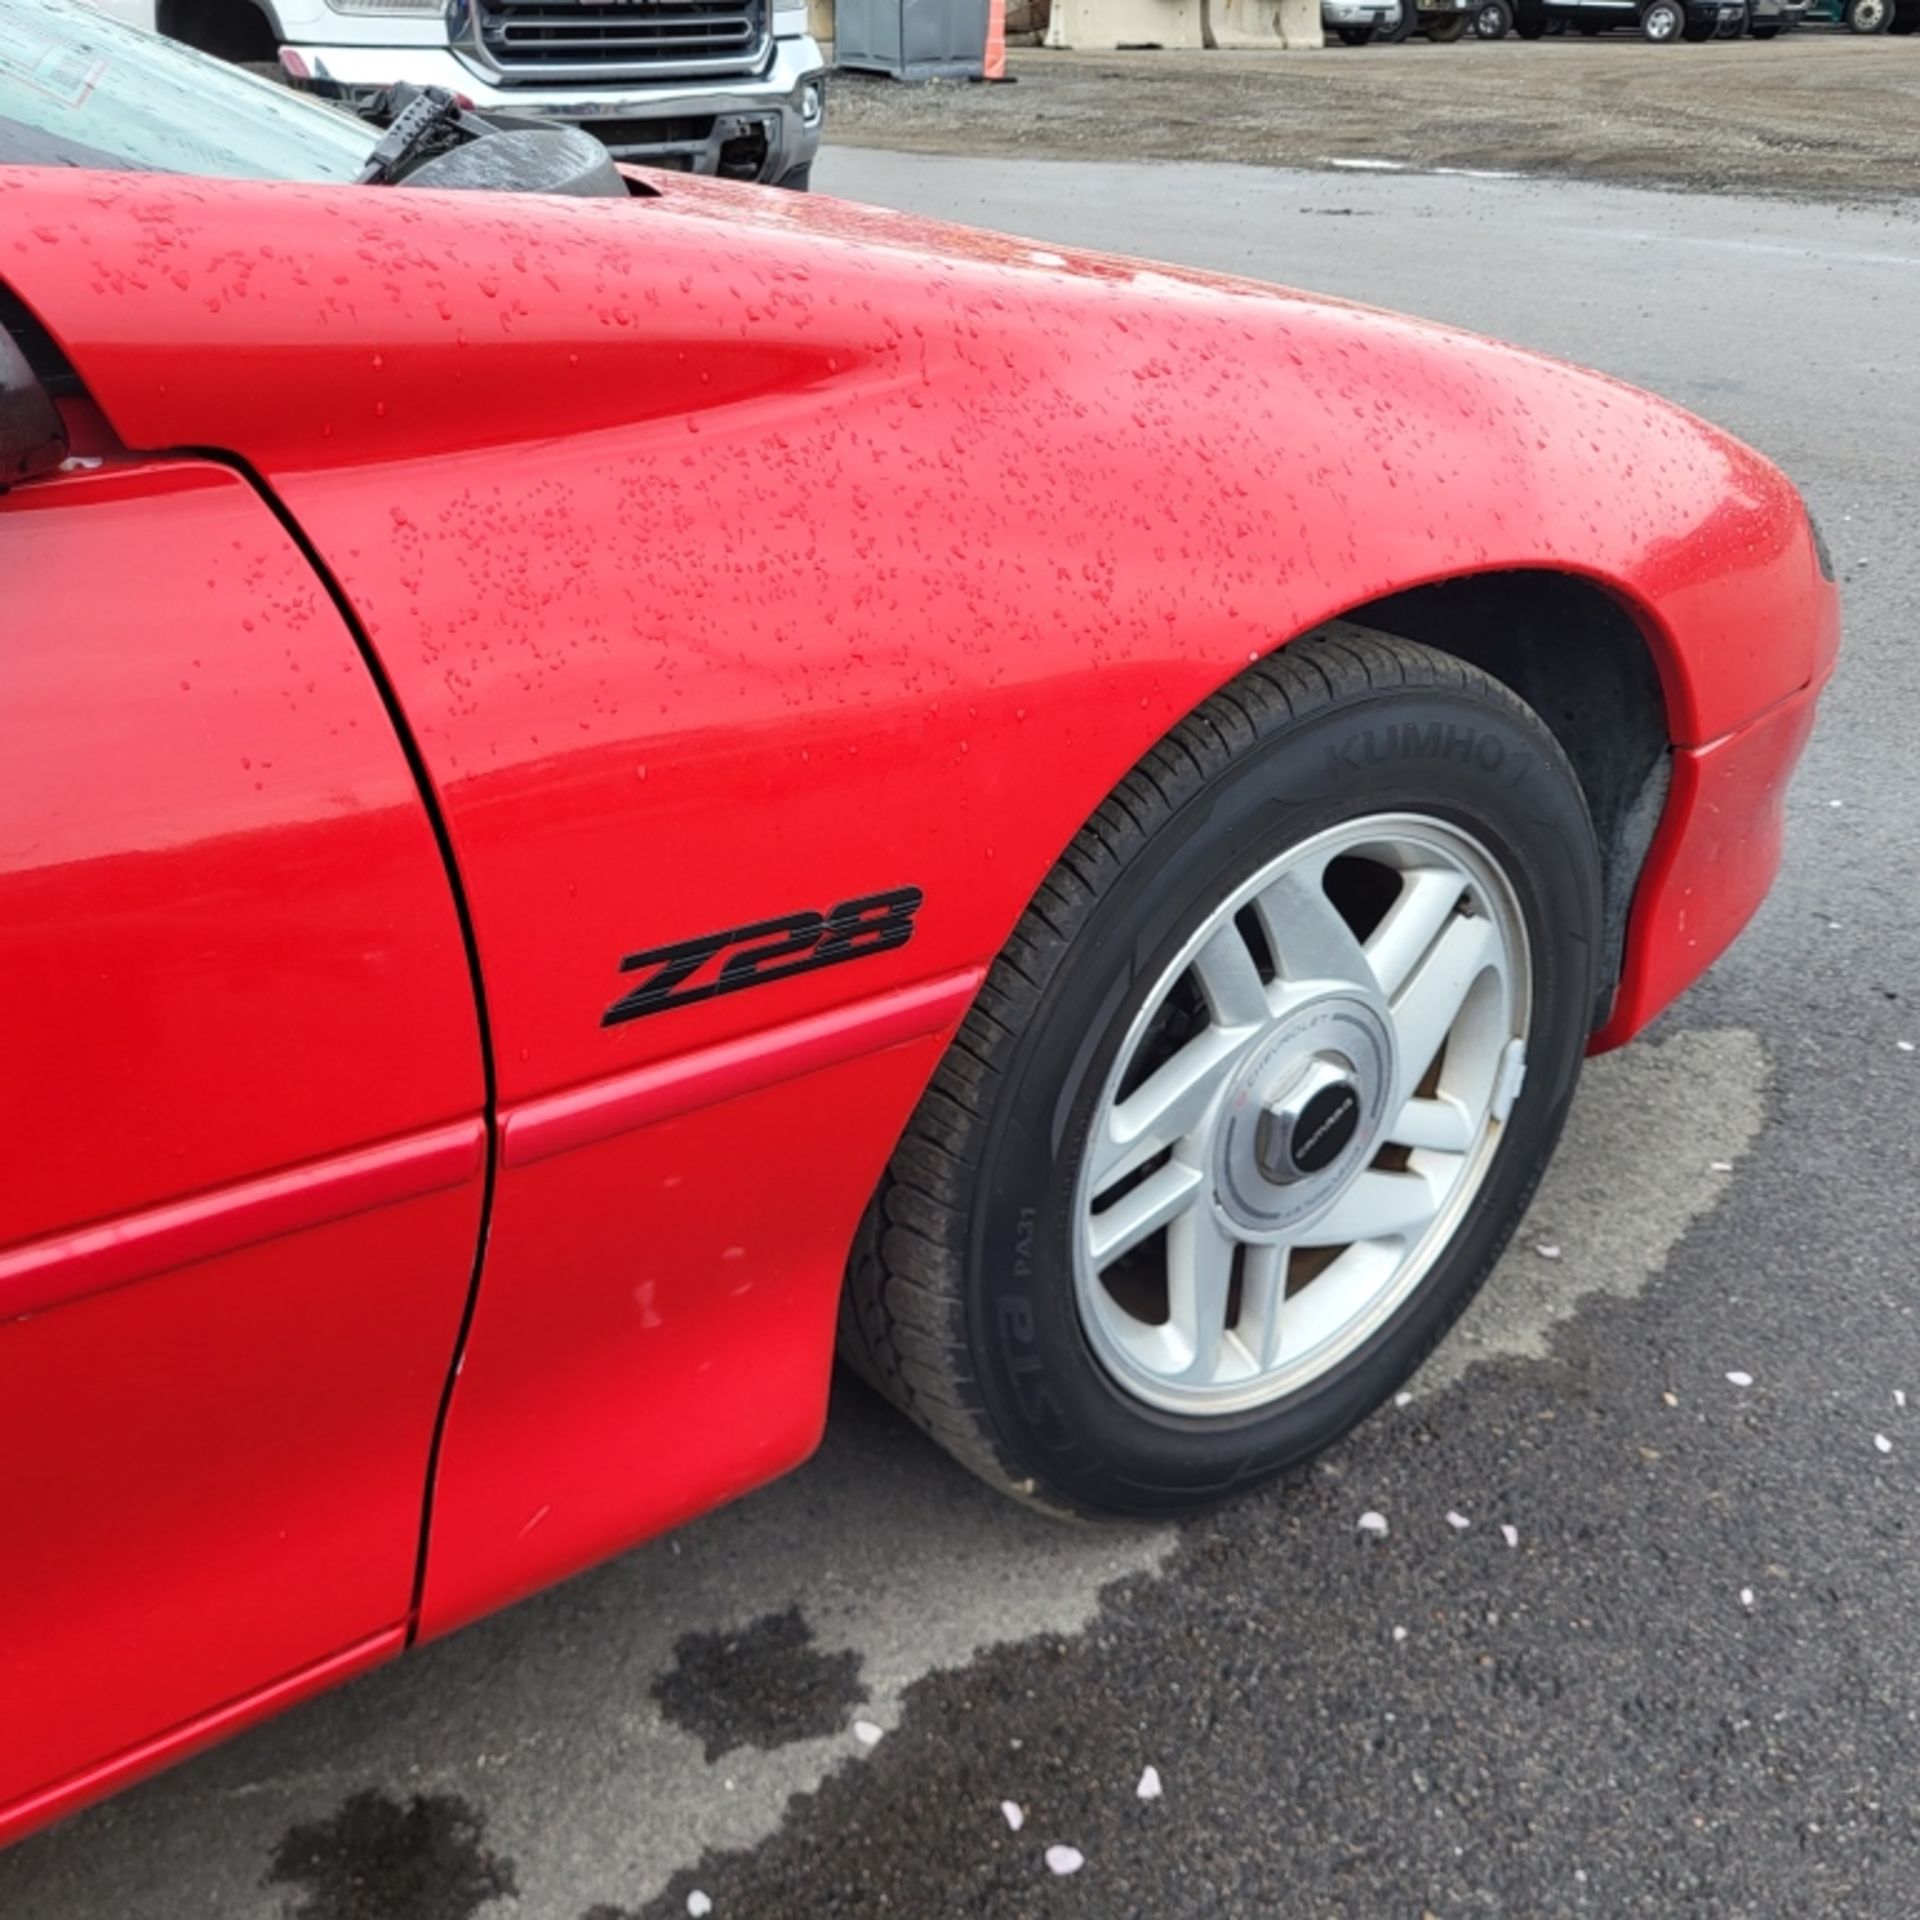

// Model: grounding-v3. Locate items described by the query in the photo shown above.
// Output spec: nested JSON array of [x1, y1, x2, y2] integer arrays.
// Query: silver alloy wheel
[[1647, 3, 1679, 31], [1071, 814, 1531, 1418]]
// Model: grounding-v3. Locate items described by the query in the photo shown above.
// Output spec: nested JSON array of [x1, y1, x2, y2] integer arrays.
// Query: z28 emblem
[[601, 888, 925, 1027]]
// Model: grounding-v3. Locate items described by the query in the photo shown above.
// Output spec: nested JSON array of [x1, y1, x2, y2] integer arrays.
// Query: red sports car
[[0, 0, 1836, 1848]]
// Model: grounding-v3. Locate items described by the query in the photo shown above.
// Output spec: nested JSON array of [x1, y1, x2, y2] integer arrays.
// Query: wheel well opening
[[1345, 571, 1672, 1033], [158, 0, 280, 64]]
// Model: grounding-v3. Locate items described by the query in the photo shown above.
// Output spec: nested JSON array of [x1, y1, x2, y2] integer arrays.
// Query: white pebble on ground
[[1136, 1766, 1163, 1801], [1358, 1511, 1389, 1537], [852, 1720, 883, 1747], [1045, 1846, 1085, 1877], [1001, 1802, 1025, 1832], [1500, 1524, 1520, 1548]]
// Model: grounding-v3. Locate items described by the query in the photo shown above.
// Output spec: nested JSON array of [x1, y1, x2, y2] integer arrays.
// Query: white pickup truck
[[90, 0, 825, 185]]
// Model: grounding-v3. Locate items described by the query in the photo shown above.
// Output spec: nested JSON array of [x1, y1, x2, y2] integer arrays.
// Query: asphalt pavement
[[5, 155, 1917, 1920]]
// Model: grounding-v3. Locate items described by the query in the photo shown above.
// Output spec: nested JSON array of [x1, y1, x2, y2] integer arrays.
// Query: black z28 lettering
[[601, 887, 924, 1027]]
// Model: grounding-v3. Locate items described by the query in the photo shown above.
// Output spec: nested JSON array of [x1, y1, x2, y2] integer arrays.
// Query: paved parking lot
[[5, 143, 1918, 1920]]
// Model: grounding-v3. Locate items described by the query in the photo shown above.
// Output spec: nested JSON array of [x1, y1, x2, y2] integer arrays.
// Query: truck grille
[[469, 0, 772, 81]]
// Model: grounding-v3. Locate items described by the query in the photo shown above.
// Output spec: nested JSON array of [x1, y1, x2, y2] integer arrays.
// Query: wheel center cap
[[1258, 1065, 1365, 1182], [1211, 996, 1393, 1239]]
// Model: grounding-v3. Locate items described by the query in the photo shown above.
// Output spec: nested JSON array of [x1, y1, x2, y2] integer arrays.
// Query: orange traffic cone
[[974, 0, 1015, 80]]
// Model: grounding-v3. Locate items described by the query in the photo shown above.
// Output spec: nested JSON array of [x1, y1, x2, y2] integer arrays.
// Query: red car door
[[0, 426, 486, 1832]]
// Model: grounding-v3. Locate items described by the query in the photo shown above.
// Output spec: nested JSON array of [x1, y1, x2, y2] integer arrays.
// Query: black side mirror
[[1, 324, 68, 489]]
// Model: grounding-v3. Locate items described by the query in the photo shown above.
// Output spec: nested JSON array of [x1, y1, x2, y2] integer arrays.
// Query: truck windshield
[[0, 0, 378, 179]]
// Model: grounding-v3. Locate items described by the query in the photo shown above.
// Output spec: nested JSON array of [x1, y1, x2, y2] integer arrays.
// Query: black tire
[[1891, 10, 1917, 27], [1681, 12, 1715, 32], [774, 162, 813, 191], [1515, 16, 1546, 30], [1640, 0, 1684, 35], [1336, 22, 1378, 37], [1426, 11, 1472, 34], [1749, 18, 1782, 30], [1475, 1, 1513, 36], [1379, 1, 1420, 37], [839, 629, 1602, 1519], [1847, 0, 1891, 26]]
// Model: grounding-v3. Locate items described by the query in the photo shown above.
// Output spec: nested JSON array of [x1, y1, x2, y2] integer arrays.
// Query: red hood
[[3, 165, 1821, 739]]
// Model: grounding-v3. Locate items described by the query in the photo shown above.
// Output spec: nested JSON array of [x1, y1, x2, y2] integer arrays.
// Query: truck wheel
[[1640, 0, 1684, 36], [1846, 0, 1890, 28], [1748, 19, 1781, 31], [839, 629, 1601, 1519], [1474, 1, 1513, 35], [1514, 15, 1545, 29], [1680, 12, 1715, 32], [1425, 11, 1471, 34], [774, 163, 813, 191], [1336, 22, 1378, 38], [1379, 1, 1419, 37]]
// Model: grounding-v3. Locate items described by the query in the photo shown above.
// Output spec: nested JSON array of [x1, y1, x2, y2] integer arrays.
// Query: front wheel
[[1425, 10, 1472, 34], [1641, 0, 1685, 35], [1847, 0, 1891, 25], [1336, 22, 1378, 38], [1379, 1, 1420, 37], [840, 630, 1602, 1518], [1475, 1, 1513, 34]]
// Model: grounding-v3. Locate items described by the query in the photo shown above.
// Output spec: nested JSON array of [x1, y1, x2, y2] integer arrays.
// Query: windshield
[[0, 0, 378, 179]]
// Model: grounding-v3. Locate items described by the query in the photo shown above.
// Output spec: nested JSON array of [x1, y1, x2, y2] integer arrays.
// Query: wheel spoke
[[1166, 1207, 1239, 1383], [1281, 1239, 1402, 1358], [1387, 910, 1498, 1110], [1384, 1092, 1476, 1154], [1191, 921, 1272, 1030], [1088, 1027, 1245, 1197], [1236, 1241, 1290, 1371], [1253, 865, 1375, 994], [1088, 1160, 1205, 1270], [1296, 1165, 1449, 1247], [1365, 866, 1469, 1000]]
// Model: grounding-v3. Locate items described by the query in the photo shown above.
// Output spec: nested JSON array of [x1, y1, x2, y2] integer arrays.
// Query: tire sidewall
[[964, 680, 1601, 1515]]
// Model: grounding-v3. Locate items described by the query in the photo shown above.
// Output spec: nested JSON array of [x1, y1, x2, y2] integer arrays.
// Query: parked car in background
[[1514, 0, 1743, 35], [1745, 0, 1809, 34], [1801, 0, 1915, 29], [85, 0, 825, 182], [1373, 0, 1480, 37], [1324, 0, 1399, 41]]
